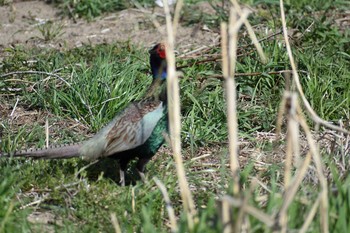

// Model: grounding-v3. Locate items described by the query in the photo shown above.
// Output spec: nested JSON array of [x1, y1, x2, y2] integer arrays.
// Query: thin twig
[[235, 179, 257, 232]]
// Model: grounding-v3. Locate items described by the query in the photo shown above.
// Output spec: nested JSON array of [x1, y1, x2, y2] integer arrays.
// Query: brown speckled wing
[[104, 100, 163, 156]]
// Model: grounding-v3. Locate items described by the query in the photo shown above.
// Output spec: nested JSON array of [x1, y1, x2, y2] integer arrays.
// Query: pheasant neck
[[145, 78, 165, 101]]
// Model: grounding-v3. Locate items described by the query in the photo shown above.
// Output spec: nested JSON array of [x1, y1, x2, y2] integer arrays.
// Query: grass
[[1, 0, 350, 232], [36, 21, 65, 42]]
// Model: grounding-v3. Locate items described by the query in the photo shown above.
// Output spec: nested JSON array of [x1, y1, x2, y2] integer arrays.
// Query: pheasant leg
[[136, 158, 150, 183], [119, 159, 129, 186], [119, 169, 125, 186]]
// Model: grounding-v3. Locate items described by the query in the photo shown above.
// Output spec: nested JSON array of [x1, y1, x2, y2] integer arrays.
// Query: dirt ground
[[0, 1, 219, 52]]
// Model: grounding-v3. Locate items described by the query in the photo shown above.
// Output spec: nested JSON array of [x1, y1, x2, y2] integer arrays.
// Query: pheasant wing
[[80, 100, 164, 160]]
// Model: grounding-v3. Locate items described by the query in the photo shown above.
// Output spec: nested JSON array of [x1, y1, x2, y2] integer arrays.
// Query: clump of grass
[[36, 20, 65, 41]]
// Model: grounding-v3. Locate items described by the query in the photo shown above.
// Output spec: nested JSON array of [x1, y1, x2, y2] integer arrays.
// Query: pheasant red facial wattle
[[157, 43, 166, 59]]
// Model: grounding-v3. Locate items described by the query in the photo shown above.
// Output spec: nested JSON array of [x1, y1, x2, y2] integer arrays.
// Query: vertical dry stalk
[[278, 100, 327, 232], [230, 0, 267, 64], [276, 93, 287, 140], [284, 92, 300, 187], [221, 198, 232, 233], [154, 178, 178, 233], [279, 151, 312, 230], [278, 99, 315, 230], [296, 105, 328, 233], [227, 10, 239, 193], [299, 194, 322, 233], [235, 179, 257, 232], [279, 98, 324, 230], [222, 6, 250, 195], [172, 0, 183, 39], [132, 187, 135, 213], [110, 213, 122, 233], [279, 0, 329, 231], [162, 0, 197, 229], [45, 118, 49, 148], [280, 92, 299, 233]]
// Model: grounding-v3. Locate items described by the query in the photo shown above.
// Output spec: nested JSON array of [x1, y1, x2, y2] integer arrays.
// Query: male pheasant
[[0, 43, 168, 186]]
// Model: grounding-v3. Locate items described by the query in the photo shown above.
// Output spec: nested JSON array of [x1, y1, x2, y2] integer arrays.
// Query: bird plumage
[[79, 99, 165, 161], [0, 43, 168, 185]]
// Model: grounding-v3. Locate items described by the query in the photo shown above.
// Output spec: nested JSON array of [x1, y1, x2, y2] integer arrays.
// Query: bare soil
[[0, 1, 219, 51]]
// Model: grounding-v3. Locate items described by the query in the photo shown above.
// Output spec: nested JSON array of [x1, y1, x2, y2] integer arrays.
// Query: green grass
[[1, 0, 350, 232]]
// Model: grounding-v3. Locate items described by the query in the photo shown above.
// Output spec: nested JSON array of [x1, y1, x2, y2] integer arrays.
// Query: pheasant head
[[149, 43, 167, 80], [146, 43, 168, 100]]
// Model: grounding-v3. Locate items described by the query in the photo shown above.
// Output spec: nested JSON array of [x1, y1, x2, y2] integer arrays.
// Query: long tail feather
[[0, 143, 82, 159]]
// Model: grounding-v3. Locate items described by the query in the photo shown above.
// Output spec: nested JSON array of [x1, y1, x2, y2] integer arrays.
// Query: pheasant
[[0, 43, 168, 186]]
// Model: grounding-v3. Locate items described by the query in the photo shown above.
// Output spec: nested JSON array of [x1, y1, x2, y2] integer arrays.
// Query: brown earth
[[0, 0, 219, 52]]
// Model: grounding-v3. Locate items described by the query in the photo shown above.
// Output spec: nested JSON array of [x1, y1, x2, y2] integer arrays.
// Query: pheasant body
[[115, 106, 168, 173], [79, 99, 166, 161]]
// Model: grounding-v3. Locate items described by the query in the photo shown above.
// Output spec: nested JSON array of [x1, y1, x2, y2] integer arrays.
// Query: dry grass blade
[[162, 0, 197, 229], [45, 118, 49, 148], [222, 5, 250, 195], [235, 179, 257, 232], [280, 92, 300, 233], [9, 97, 19, 117], [296, 104, 329, 233], [221, 198, 232, 233], [279, 150, 312, 231], [276, 92, 287, 140], [154, 177, 178, 233], [284, 92, 300, 187], [279, 1, 331, 230], [110, 213, 122, 233], [221, 195, 275, 227], [230, 0, 267, 64], [299, 194, 322, 233]]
